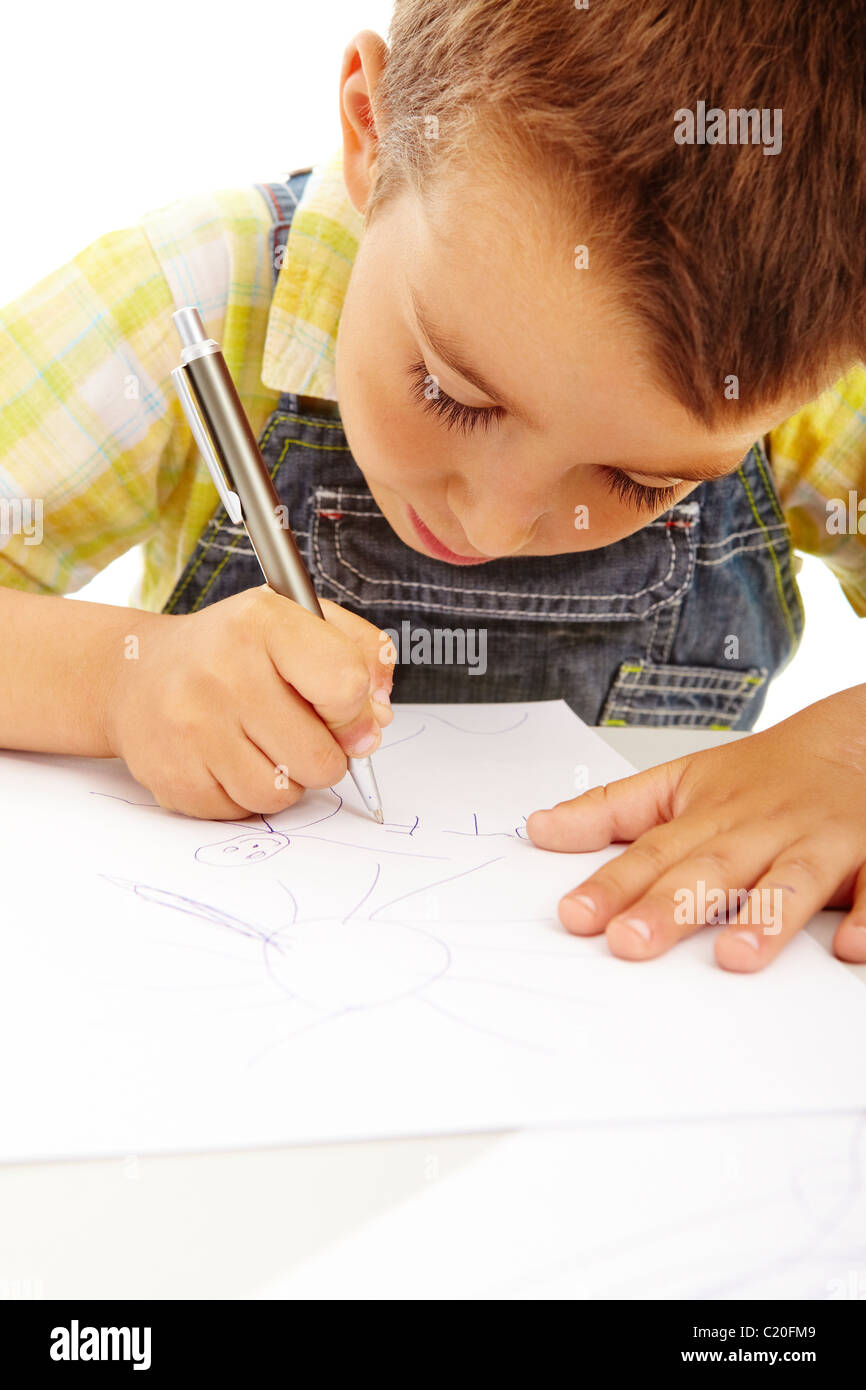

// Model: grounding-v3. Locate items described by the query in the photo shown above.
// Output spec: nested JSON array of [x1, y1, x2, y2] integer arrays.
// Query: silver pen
[[170, 305, 384, 824]]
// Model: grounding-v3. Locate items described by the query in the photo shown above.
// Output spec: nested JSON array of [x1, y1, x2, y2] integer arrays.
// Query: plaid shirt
[[1, 150, 864, 614]]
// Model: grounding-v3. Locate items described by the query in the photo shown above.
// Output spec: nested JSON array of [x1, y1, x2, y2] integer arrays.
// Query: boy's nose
[[446, 475, 547, 559], [457, 507, 542, 558]]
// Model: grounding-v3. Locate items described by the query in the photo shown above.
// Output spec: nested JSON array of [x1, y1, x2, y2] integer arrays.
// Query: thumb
[[526, 758, 687, 852]]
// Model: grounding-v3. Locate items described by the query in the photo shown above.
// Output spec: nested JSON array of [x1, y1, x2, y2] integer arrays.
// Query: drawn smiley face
[[195, 832, 290, 866]]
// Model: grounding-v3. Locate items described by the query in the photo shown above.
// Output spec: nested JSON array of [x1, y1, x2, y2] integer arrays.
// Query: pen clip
[[171, 365, 243, 525]]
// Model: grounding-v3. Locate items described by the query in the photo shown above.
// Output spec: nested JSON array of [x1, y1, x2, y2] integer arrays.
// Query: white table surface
[[1, 728, 862, 1300]]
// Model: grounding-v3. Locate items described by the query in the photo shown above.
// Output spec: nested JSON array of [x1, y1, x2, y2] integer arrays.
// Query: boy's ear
[[339, 30, 389, 215]]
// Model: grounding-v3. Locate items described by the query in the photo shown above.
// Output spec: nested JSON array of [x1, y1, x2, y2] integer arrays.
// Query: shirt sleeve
[[0, 222, 186, 595], [769, 364, 866, 617]]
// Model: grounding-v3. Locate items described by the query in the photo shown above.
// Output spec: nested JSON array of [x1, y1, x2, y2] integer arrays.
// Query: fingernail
[[567, 893, 596, 918], [350, 732, 377, 755], [732, 929, 761, 951], [371, 687, 391, 707], [621, 916, 652, 942]]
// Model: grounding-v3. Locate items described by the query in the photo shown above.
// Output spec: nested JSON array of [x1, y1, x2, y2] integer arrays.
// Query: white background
[[1, 0, 860, 728]]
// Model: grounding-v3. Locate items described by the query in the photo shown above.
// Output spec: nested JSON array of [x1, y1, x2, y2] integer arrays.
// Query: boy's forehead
[[400, 182, 639, 390]]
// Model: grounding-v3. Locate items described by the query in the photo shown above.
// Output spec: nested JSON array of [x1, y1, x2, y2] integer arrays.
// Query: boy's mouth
[[406, 505, 491, 565]]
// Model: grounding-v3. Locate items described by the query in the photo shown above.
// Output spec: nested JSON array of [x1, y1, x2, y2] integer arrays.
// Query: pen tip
[[373, 808, 384, 824]]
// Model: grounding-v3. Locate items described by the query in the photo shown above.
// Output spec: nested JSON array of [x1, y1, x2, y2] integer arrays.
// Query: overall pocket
[[600, 659, 768, 729]]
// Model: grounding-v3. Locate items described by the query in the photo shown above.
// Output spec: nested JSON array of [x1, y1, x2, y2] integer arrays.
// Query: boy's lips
[[406, 505, 491, 565]]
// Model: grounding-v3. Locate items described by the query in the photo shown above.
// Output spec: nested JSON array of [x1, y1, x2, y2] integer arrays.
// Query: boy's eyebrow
[[408, 284, 539, 428]]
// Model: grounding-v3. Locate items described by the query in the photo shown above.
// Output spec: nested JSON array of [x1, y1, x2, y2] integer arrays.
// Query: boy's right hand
[[104, 585, 395, 819]]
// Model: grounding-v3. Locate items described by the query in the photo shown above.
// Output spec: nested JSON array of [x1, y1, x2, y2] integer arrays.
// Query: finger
[[557, 813, 726, 936], [320, 599, 396, 723], [715, 837, 849, 973], [835, 921, 866, 961], [257, 588, 383, 756], [833, 863, 866, 963], [209, 732, 307, 816], [241, 670, 348, 790], [526, 758, 687, 853], [152, 766, 250, 821], [602, 825, 783, 960]]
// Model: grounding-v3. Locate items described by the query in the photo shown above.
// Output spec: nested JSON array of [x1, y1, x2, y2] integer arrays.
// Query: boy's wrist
[[97, 606, 167, 760]]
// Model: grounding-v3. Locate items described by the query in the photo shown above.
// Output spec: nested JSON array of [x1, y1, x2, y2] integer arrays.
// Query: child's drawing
[[102, 854, 606, 1058]]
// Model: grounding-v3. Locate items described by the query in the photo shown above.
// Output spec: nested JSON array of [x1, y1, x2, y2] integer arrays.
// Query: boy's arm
[[0, 588, 158, 756]]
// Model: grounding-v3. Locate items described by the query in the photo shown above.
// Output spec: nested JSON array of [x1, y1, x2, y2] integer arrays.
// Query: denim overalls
[[164, 171, 804, 730]]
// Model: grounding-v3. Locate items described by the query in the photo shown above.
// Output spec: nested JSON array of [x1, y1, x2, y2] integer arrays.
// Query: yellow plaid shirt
[[1, 150, 865, 615]]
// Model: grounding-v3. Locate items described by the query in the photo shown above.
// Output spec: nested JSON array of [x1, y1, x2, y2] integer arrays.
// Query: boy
[[0, 1, 864, 972]]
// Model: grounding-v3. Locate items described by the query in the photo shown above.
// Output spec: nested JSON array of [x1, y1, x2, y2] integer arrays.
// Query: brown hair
[[368, 0, 866, 423]]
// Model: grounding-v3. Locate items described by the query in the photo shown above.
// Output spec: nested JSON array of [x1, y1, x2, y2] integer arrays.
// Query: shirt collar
[[260, 149, 364, 400]]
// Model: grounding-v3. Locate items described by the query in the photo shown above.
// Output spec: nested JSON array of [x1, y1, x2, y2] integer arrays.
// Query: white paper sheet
[[259, 1108, 866, 1300], [1, 700, 865, 1162]]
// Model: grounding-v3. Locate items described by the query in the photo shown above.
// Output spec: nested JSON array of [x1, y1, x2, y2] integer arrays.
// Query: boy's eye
[[407, 359, 504, 435], [404, 363, 684, 513], [600, 467, 683, 512]]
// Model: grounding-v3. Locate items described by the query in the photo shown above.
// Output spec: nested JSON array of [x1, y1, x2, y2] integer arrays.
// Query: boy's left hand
[[526, 684, 866, 971]]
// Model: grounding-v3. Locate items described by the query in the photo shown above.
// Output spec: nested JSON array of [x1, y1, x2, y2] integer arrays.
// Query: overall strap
[[254, 167, 314, 288]]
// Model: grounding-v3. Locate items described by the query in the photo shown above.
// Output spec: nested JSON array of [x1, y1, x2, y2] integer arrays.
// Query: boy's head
[[333, 1, 866, 564]]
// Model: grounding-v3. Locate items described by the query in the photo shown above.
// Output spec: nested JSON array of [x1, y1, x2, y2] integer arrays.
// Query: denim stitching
[[607, 700, 754, 717], [605, 708, 743, 724], [618, 662, 767, 682], [269, 412, 348, 433], [697, 524, 787, 550], [695, 539, 790, 567], [615, 678, 763, 696]]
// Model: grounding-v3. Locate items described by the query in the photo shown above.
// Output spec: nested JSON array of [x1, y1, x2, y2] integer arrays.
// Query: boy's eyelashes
[[407, 359, 504, 435], [599, 467, 683, 512]]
